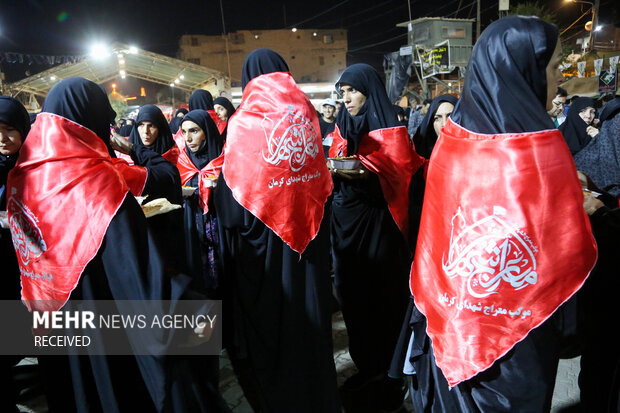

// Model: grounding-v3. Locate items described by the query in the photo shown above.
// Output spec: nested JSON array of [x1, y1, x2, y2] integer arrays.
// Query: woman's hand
[[583, 190, 604, 216], [586, 126, 599, 139], [327, 162, 369, 180], [110, 131, 133, 154]]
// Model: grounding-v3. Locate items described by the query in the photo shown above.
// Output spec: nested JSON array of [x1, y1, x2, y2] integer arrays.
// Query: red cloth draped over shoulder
[[176, 146, 224, 214], [222, 71, 332, 254], [114, 141, 180, 168], [173, 128, 185, 149], [328, 124, 424, 239], [208, 110, 227, 134], [7, 113, 146, 312], [410, 118, 597, 386]]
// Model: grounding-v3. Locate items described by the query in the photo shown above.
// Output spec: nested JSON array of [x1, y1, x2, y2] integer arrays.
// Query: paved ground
[[17, 310, 581, 412], [219, 311, 582, 413]]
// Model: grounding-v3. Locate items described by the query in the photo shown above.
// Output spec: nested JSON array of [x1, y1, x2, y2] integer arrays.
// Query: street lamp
[[564, 0, 599, 52]]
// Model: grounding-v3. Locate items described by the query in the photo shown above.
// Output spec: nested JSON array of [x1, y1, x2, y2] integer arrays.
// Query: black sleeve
[[130, 145, 183, 204]]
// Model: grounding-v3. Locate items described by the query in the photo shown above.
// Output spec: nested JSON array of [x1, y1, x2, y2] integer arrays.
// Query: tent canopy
[[5, 42, 228, 99]]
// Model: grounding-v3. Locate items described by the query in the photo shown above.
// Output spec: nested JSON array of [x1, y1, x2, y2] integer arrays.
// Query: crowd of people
[[1, 14, 620, 413]]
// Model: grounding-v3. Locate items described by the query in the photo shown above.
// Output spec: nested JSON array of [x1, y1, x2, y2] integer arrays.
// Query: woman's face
[[137, 121, 159, 146], [545, 39, 564, 111], [579, 107, 596, 125], [433, 102, 454, 136], [0, 122, 23, 156], [182, 120, 206, 152], [213, 104, 228, 121], [339, 83, 367, 116]]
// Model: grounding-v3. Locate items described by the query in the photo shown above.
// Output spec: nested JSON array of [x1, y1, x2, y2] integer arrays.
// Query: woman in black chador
[[9, 77, 230, 413], [0, 96, 31, 413], [559, 96, 599, 155], [405, 16, 594, 413], [178, 109, 224, 297], [214, 49, 340, 413], [330, 63, 423, 412]]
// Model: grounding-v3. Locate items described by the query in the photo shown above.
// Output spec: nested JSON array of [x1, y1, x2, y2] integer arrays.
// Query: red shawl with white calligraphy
[[410, 119, 597, 386], [7, 113, 146, 312], [328, 125, 424, 239], [222, 71, 332, 254]]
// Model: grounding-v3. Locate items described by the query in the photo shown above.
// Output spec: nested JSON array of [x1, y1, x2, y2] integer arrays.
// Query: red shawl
[[176, 146, 224, 214], [328, 125, 424, 238], [8, 113, 147, 312], [410, 119, 597, 386], [223, 72, 332, 254]]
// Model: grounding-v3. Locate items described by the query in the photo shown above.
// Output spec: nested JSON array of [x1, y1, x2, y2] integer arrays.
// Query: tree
[[108, 93, 128, 121], [508, 1, 558, 26]]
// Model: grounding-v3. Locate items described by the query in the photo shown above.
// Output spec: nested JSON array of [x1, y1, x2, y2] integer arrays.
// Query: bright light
[[90, 43, 110, 59], [595, 25, 603, 31], [117, 53, 124, 59], [119, 59, 125, 64], [254, 34, 259, 39], [179, 75, 185, 79], [174, 79, 180, 84], [112, 83, 117, 88], [50, 76, 57, 81], [170, 83, 175, 87], [313, 32, 317, 37], [121, 75, 126, 79], [119, 70, 126, 76], [128, 46, 138, 54], [291, 28, 297, 32]]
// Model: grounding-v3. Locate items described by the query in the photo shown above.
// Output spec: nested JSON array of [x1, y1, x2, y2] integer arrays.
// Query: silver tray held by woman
[[328, 157, 361, 170]]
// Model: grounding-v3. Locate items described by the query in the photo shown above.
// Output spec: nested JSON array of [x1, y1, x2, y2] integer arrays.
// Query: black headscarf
[[574, 111, 620, 196], [188, 90, 214, 111], [180, 110, 223, 170], [41, 77, 117, 155], [599, 97, 620, 125], [241, 48, 289, 90], [1, 96, 31, 187], [559, 97, 596, 155], [169, 108, 189, 134], [0, 96, 31, 141], [118, 118, 134, 137], [334, 63, 400, 155], [450, 15, 558, 134], [213, 97, 236, 120], [413, 94, 459, 158], [129, 104, 175, 155]]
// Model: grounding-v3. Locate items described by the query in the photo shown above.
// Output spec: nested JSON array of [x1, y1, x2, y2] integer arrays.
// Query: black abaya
[[214, 175, 339, 413]]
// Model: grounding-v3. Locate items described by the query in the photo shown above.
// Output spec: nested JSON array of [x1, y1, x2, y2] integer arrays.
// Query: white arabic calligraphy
[[442, 206, 538, 298], [7, 188, 47, 266], [261, 105, 320, 172]]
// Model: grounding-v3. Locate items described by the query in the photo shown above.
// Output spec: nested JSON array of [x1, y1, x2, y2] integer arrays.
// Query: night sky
[[1, 0, 618, 84]]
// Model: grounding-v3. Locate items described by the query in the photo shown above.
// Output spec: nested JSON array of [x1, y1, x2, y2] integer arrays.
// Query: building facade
[[177, 29, 348, 86]]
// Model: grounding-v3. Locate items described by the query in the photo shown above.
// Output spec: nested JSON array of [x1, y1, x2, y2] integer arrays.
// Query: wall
[[177, 29, 348, 86]]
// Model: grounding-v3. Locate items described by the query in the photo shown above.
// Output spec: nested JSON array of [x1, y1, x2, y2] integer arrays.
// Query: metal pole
[[219, 0, 232, 83], [591, 0, 600, 51], [476, 0, 481, 40]]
